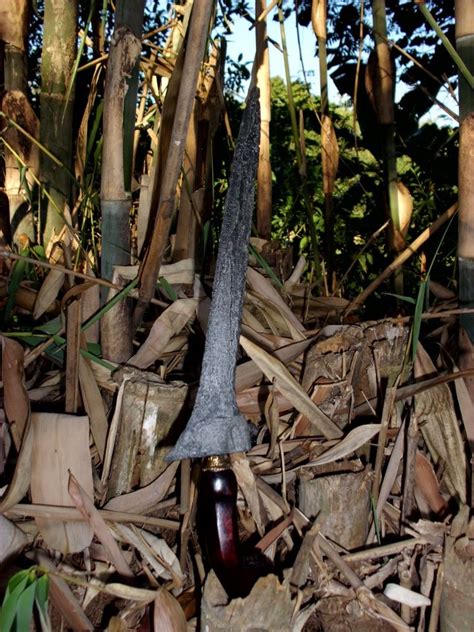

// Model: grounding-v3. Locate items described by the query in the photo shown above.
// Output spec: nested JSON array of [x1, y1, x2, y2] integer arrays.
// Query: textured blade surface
[[167, 89, 260, 460]]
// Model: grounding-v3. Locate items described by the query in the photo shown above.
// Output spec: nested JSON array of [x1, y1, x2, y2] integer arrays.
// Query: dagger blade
[[167, 88, 260, 460]]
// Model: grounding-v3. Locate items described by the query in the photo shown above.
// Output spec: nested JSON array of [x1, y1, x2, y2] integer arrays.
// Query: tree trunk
[[40, 0, 77, 246]]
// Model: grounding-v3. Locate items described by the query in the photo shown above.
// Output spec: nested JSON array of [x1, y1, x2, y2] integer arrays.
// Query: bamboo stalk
[[277, 2, 321, 281], [100, 12, 142, 291], [40, 0, 77, 246], [255, 0, 272, 239], [456, 1, 474, 404], [134, 0, 214, 328], [312, 1, 338, 290], [418, 0, 474, 91]]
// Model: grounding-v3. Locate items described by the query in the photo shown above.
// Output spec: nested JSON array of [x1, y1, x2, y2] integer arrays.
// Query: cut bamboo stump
[[297, 466, 373, 550], [107, 370, 188, 499], [440, 510, 474, 631], [300, 321, 408, 431]]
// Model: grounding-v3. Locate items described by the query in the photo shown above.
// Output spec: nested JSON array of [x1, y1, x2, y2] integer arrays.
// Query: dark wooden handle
[[199, 457, 258, 598]]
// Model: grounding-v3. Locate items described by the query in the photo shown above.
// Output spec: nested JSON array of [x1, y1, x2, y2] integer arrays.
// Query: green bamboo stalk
[[115, 0, 146, 191], [40, 0, 78, 246], [100, 0, 144, 297], [456, 1, 474, 352], [372, 0, 401, 294], [417, 0, 474, 90], [312, 0, 338, 291]]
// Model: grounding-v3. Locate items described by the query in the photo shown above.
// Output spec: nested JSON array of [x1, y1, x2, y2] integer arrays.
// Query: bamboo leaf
[[68, 472, 134, 578], [128, 298, 198, 369], [0, 516, 28, 565], [15, 580, 37, 632], [412, 279, 427, 363], [1, 335, 30, 448], [0, 574, 30, 632], [153, 588, 187, 632], [240, 335, 342, 439], [311, 0, 327, 40], [303, 424, 381, 467], [31, 413, 94, 553]]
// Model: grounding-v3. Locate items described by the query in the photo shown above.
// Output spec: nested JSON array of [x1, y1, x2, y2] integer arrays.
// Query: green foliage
[[0, 567, 51, 632]]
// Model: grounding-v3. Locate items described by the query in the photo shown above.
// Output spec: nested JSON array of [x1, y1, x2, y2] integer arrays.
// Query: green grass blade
[[249, 244, 283, 289], [158, 277, 178, 302]]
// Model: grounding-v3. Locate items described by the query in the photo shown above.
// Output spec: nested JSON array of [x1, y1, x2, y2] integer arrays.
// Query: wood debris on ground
[[0, 244, 473, 631]]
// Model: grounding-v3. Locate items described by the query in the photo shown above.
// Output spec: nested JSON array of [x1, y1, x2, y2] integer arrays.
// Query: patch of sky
[[220, 5, 457, 128]]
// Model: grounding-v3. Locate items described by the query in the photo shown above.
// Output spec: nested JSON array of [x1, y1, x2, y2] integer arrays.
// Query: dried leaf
[[256, 512, 294, 555], [397, 180, 413, 237], [27, 370, 62, 402], [246, 267, 306, 337], [104, 461, 179, 514], [154, 588, 187, 632], [91, 580, 155, 602], [415, 451, 448, 516], [33, 551, 94, 631], [232, 454, 265, 535], [452, 365, 474, 445], [110, 259, 195, 287], [1, 335, 30, 448], [0, 515, 28, 565], [129, 298, 198, 368], [235, 337, 313, 392], [240, 335, 341, 439], [368, 421, 405, 543], [0, 417, 33, 512], [236, 386, 292, 416], [82, 270, 101, 343], [31, 413, 94, 553], [303, 424, 381, 468], [365, 49, 394, 125], [429, 280, 456, 300], [246, 291, 303, 341], [113, 524, 184, 586], [33, 269, 65, 319], [68, 472, 134, 578], [79, 356, 108, 461], [311, 0, 327, 39]]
